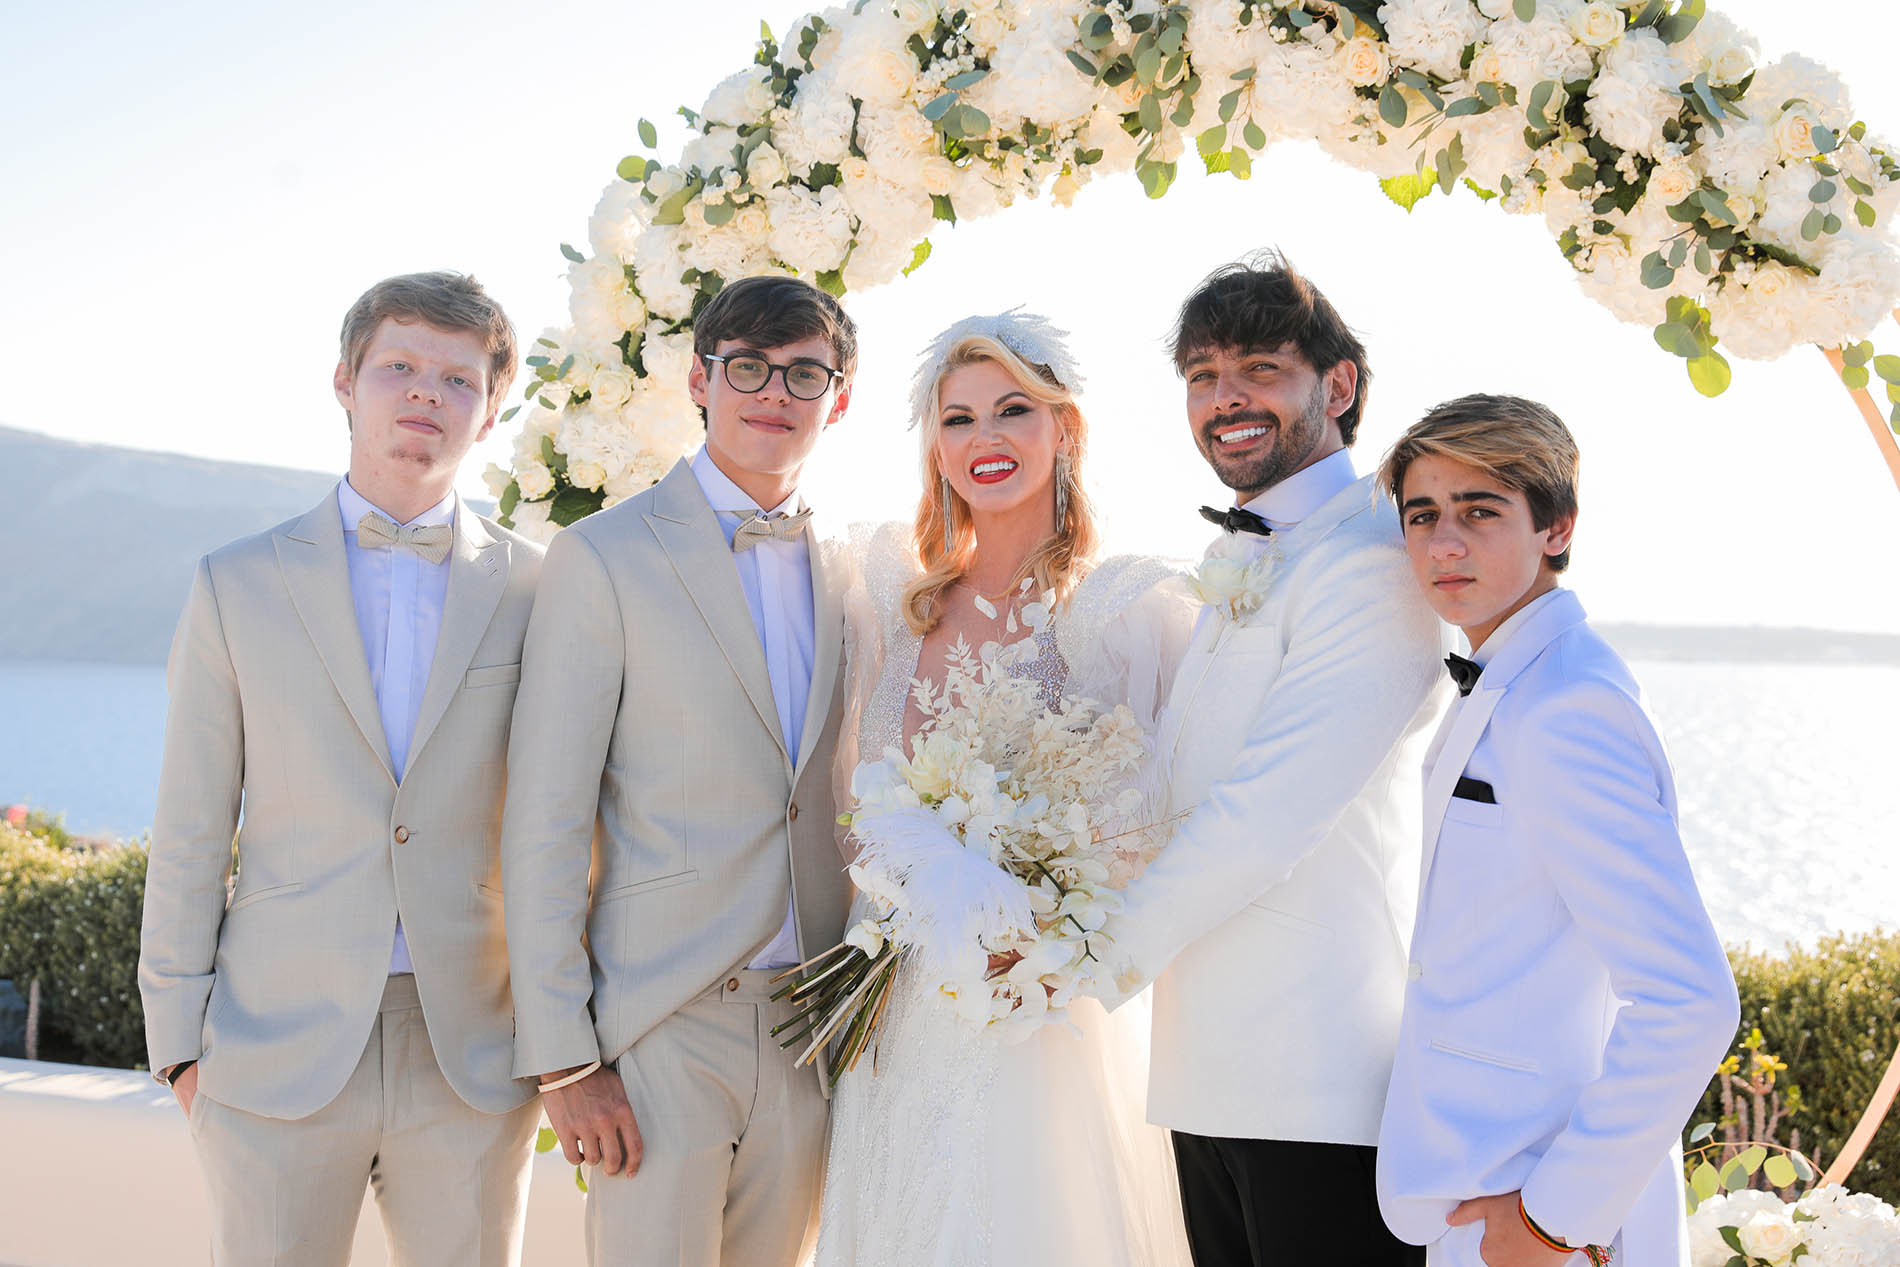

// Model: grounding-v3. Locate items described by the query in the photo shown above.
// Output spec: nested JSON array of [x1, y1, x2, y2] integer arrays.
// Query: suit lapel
[[275, 488, 395, 782], [409, 503, 509, 766], [1418, 684, 1504, 890], [795, 523, 843, 778], [1417, 589, 1591, 890], [647, 461, 788, 759]]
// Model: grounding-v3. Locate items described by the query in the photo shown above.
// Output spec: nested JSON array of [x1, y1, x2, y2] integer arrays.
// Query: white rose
[[1772, 104, 1823, 161], [1569, 1, 1625, 47], [516, 461, 555, 501], [1706, 39, 1754, 88], [1736, 1209, 1803, 1263], [568, 459, 608, 492], [746, 141, 789, 189], [892, 0, 937, 34], [481, 462, 512, 498], [1336, 35, 1389, 88], [967, 10, 1010, 53], [1649, 158, 1698, 204], [832, 12, 916, 106], [701, 65, 775, 128], [1469, 42, 1508, 86], [732, 203, 771, 242], [1474, 0, 1514, 15], [588, 366, 638, 410], [919, 155, 958, 196]]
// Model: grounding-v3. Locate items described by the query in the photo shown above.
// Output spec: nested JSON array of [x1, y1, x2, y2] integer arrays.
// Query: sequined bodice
[[865, 619, 1070, 760]]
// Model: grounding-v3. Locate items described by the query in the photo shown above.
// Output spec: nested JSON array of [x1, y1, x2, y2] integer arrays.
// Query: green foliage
[[0, 820, 149, 1069], [1691, 931, 1900, 1203]]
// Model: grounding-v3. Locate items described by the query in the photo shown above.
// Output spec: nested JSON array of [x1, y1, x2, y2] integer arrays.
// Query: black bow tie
[[1200, 505, 1273, 536], [1445, 653, 1482, 697]]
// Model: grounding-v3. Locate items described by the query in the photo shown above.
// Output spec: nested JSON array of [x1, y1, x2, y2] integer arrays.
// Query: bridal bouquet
[[773, 604, 1155, 1085]]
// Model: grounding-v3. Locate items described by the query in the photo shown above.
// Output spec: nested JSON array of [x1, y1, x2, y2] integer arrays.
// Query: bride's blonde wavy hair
[[901, 334, 1100, 636]]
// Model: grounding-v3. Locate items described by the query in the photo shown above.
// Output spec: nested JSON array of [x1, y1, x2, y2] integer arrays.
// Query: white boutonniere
[[1186, 533, 1280, 625]]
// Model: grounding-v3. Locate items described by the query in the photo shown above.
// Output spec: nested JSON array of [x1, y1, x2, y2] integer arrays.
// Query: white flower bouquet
[[772, 605, 1159, 1085], [1688, 1186, 1900, 1267]]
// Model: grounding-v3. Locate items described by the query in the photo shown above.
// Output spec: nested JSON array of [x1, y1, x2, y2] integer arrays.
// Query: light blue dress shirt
[[689, 446, 815, 970], [338, 479, 457, 976]]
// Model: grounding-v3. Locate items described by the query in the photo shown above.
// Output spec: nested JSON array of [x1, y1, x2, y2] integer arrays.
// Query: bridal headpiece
[[908, 308, 1085, 428]]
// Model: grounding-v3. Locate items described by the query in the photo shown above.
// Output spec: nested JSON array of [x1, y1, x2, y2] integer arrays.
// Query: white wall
[[0, 1058, 587, 1266]]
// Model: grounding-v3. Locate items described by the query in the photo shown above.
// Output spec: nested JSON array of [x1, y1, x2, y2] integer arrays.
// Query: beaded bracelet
[[1519, 1198, 1615, 1264], [536, 1060, 602, 1094]]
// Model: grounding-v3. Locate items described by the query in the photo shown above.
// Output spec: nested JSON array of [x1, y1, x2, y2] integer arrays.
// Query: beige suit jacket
[[501, 459, 851, 1083], [137, 487, 545, 1119]]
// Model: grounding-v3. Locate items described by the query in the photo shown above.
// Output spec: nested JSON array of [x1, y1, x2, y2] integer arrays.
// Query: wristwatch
[[164, 1059, 197, 1086]]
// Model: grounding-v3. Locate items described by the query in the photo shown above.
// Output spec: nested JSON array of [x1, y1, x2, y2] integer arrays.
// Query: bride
[[814, 312, 1195, 1266]]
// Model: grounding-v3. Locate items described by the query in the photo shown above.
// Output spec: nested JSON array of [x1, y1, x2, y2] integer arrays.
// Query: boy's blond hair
[[1378, 393, 1580, 572]]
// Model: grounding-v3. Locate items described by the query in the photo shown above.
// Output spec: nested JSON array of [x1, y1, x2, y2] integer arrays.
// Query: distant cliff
[[0, 426, 495, 665]]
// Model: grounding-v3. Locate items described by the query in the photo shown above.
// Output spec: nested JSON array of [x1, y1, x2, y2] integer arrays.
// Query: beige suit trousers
[[586, 968, 828, 1267], [188, 975, 540, 1267]]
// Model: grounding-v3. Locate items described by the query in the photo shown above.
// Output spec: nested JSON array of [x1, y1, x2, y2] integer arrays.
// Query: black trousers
[[1172, 1132, 1426, 1267]]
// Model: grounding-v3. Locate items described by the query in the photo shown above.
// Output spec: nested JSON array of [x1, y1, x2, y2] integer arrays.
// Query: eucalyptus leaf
[[1139, 92, 1163, 135], [945, 69, 989, 91], [560, 243, 585, 263], [922, 92, 958, 122], [1641, 253, 1676, 289], [1843, 340, 1873, 367], [1690, 1162, 1721, 1201], [1513, 0, 1536, 19], [701, 200, 736, 227], [1689, 1122, 1718, 1145], [1066, 50, 1099, 77], [1802, 207, 1825, 240], [1811, 124, 1838, 155], [1528, 81, 1557, 131], [1379, 84, 1409, 129], [1653, 322, 1702, 358], [1873, 354, 1900, 382], [1738, 1145, 1768, 1175], [1811, 179, 1837, 202], [1229, 147, 1253, 179], [617, 155, 646, 182], [1763, 1155, 1799, 1189], [1243, 120, 1267, 150], [638, 118, 658, 149], [1198, 125, 1229, 158], [1689, 350, 1733, 397], [1856, 200, 1877, 228]]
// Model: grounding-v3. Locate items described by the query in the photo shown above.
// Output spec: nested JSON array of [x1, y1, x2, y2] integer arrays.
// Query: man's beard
[[1197, 378, 1329, 498]]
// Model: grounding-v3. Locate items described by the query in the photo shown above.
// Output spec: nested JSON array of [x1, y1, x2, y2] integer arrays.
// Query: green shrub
[[1692, 930, 1900, 1204], [0, 821, 148, 1069]]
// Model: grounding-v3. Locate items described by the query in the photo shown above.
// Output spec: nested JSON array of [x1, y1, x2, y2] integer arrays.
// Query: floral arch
[[492, 0, 1900, 1179]]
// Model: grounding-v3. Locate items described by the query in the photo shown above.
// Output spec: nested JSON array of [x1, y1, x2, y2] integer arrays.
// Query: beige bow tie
[[728, 508, 813, 552], [356, 511, 453, 564]]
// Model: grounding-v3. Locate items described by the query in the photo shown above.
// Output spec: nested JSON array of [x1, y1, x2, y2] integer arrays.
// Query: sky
[[4, 0, 1898, 631]]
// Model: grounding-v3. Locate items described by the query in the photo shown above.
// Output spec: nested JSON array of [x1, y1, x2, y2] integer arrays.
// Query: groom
[[138, 271, 544, 1265], [1098, 253, 1447, 1266], [501, 273, 856, 1267]]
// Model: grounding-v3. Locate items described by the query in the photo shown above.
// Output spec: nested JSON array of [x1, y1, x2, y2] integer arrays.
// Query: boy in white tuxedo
[[1096, 253, 1446, 1266], [1373, 395, 1739, 1266], [139, 272, 545, 1265], [502, 274, 856, 1267]]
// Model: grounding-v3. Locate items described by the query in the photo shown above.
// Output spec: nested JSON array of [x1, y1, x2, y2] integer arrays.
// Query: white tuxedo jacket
[[500, 460, 852, 1084], [1376, 590, 1738, 1262], [138, 489, 544, 1119], [1106, 475, 1448, 1142]]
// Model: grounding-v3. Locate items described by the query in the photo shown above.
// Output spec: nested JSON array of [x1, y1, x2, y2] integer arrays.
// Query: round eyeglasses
[[702, 353, 843, 401]]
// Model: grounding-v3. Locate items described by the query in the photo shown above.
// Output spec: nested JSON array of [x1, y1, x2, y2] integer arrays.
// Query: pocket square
[[1452, 776, 1496, 804]]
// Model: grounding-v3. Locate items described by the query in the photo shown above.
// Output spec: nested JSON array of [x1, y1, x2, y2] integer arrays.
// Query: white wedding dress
[[813, 524, 1196, 1267]]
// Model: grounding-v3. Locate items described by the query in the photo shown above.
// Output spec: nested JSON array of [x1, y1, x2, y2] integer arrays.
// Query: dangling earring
[[940, 475, 955, 555], [1054, 452, 1071, 528]]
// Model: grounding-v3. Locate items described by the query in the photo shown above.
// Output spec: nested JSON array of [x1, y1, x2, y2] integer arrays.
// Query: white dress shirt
[[690, 446, 814, 971], [338, 478, 456, 976]]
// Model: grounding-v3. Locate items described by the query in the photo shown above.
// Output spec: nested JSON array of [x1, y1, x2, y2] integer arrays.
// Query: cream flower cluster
[[846, 607, 1154, 1044], [1186, 530, 1281, 625], [1688, 1185, 1900, 1267], [504, 0, 1900, 538]]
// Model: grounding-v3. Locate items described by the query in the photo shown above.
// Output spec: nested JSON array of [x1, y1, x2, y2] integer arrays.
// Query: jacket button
[[1407, 961, 1423, 981], [393, 826, 410, 844], [787, 802, 799, 822], [726, 978, 740, 992]]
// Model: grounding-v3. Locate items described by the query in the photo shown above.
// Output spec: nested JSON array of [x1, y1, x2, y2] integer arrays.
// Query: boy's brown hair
[[691, 274, 859, 376], [1378, 393, 1581, 572], [339, 272, 518, 409]]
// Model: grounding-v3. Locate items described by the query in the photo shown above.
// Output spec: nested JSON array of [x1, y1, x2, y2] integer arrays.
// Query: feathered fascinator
[[907, 308, 1085, 428]]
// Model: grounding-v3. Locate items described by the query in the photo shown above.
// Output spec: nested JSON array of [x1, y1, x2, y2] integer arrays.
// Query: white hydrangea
[[567, 255, 646, 349], [772, 68, 857, 171], [507, 497, 557, 544], [969, 7, 1102, 134], [681, 125, 742, 178], [1749, 54, 1854, 135], [640, 324, 698, 389], [1453, 101, 1535, 192], [701, 65, 776, 128], [764, 183, 855, 274], [1586, 30, 1686, 158], [840, 159, 935, 243], [1252, 38, 1358, 146], [857, 103, 939, 188], [681, 219, 770, 285], [1694, 111, 1776, 196], [587, 179, 651, 263], [842, 225, 920, 292], [1805, 234, 1900, 349], [1379, 0, 1490, 82], [631, 224, 697, 321], [1708, 259, 1815, 359], [1486, 13, 1596, 96]]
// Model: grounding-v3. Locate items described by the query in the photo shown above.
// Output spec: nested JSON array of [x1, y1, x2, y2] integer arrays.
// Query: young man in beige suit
[[501, 273, 856, 1267], [138, 272, 545, 1266]]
